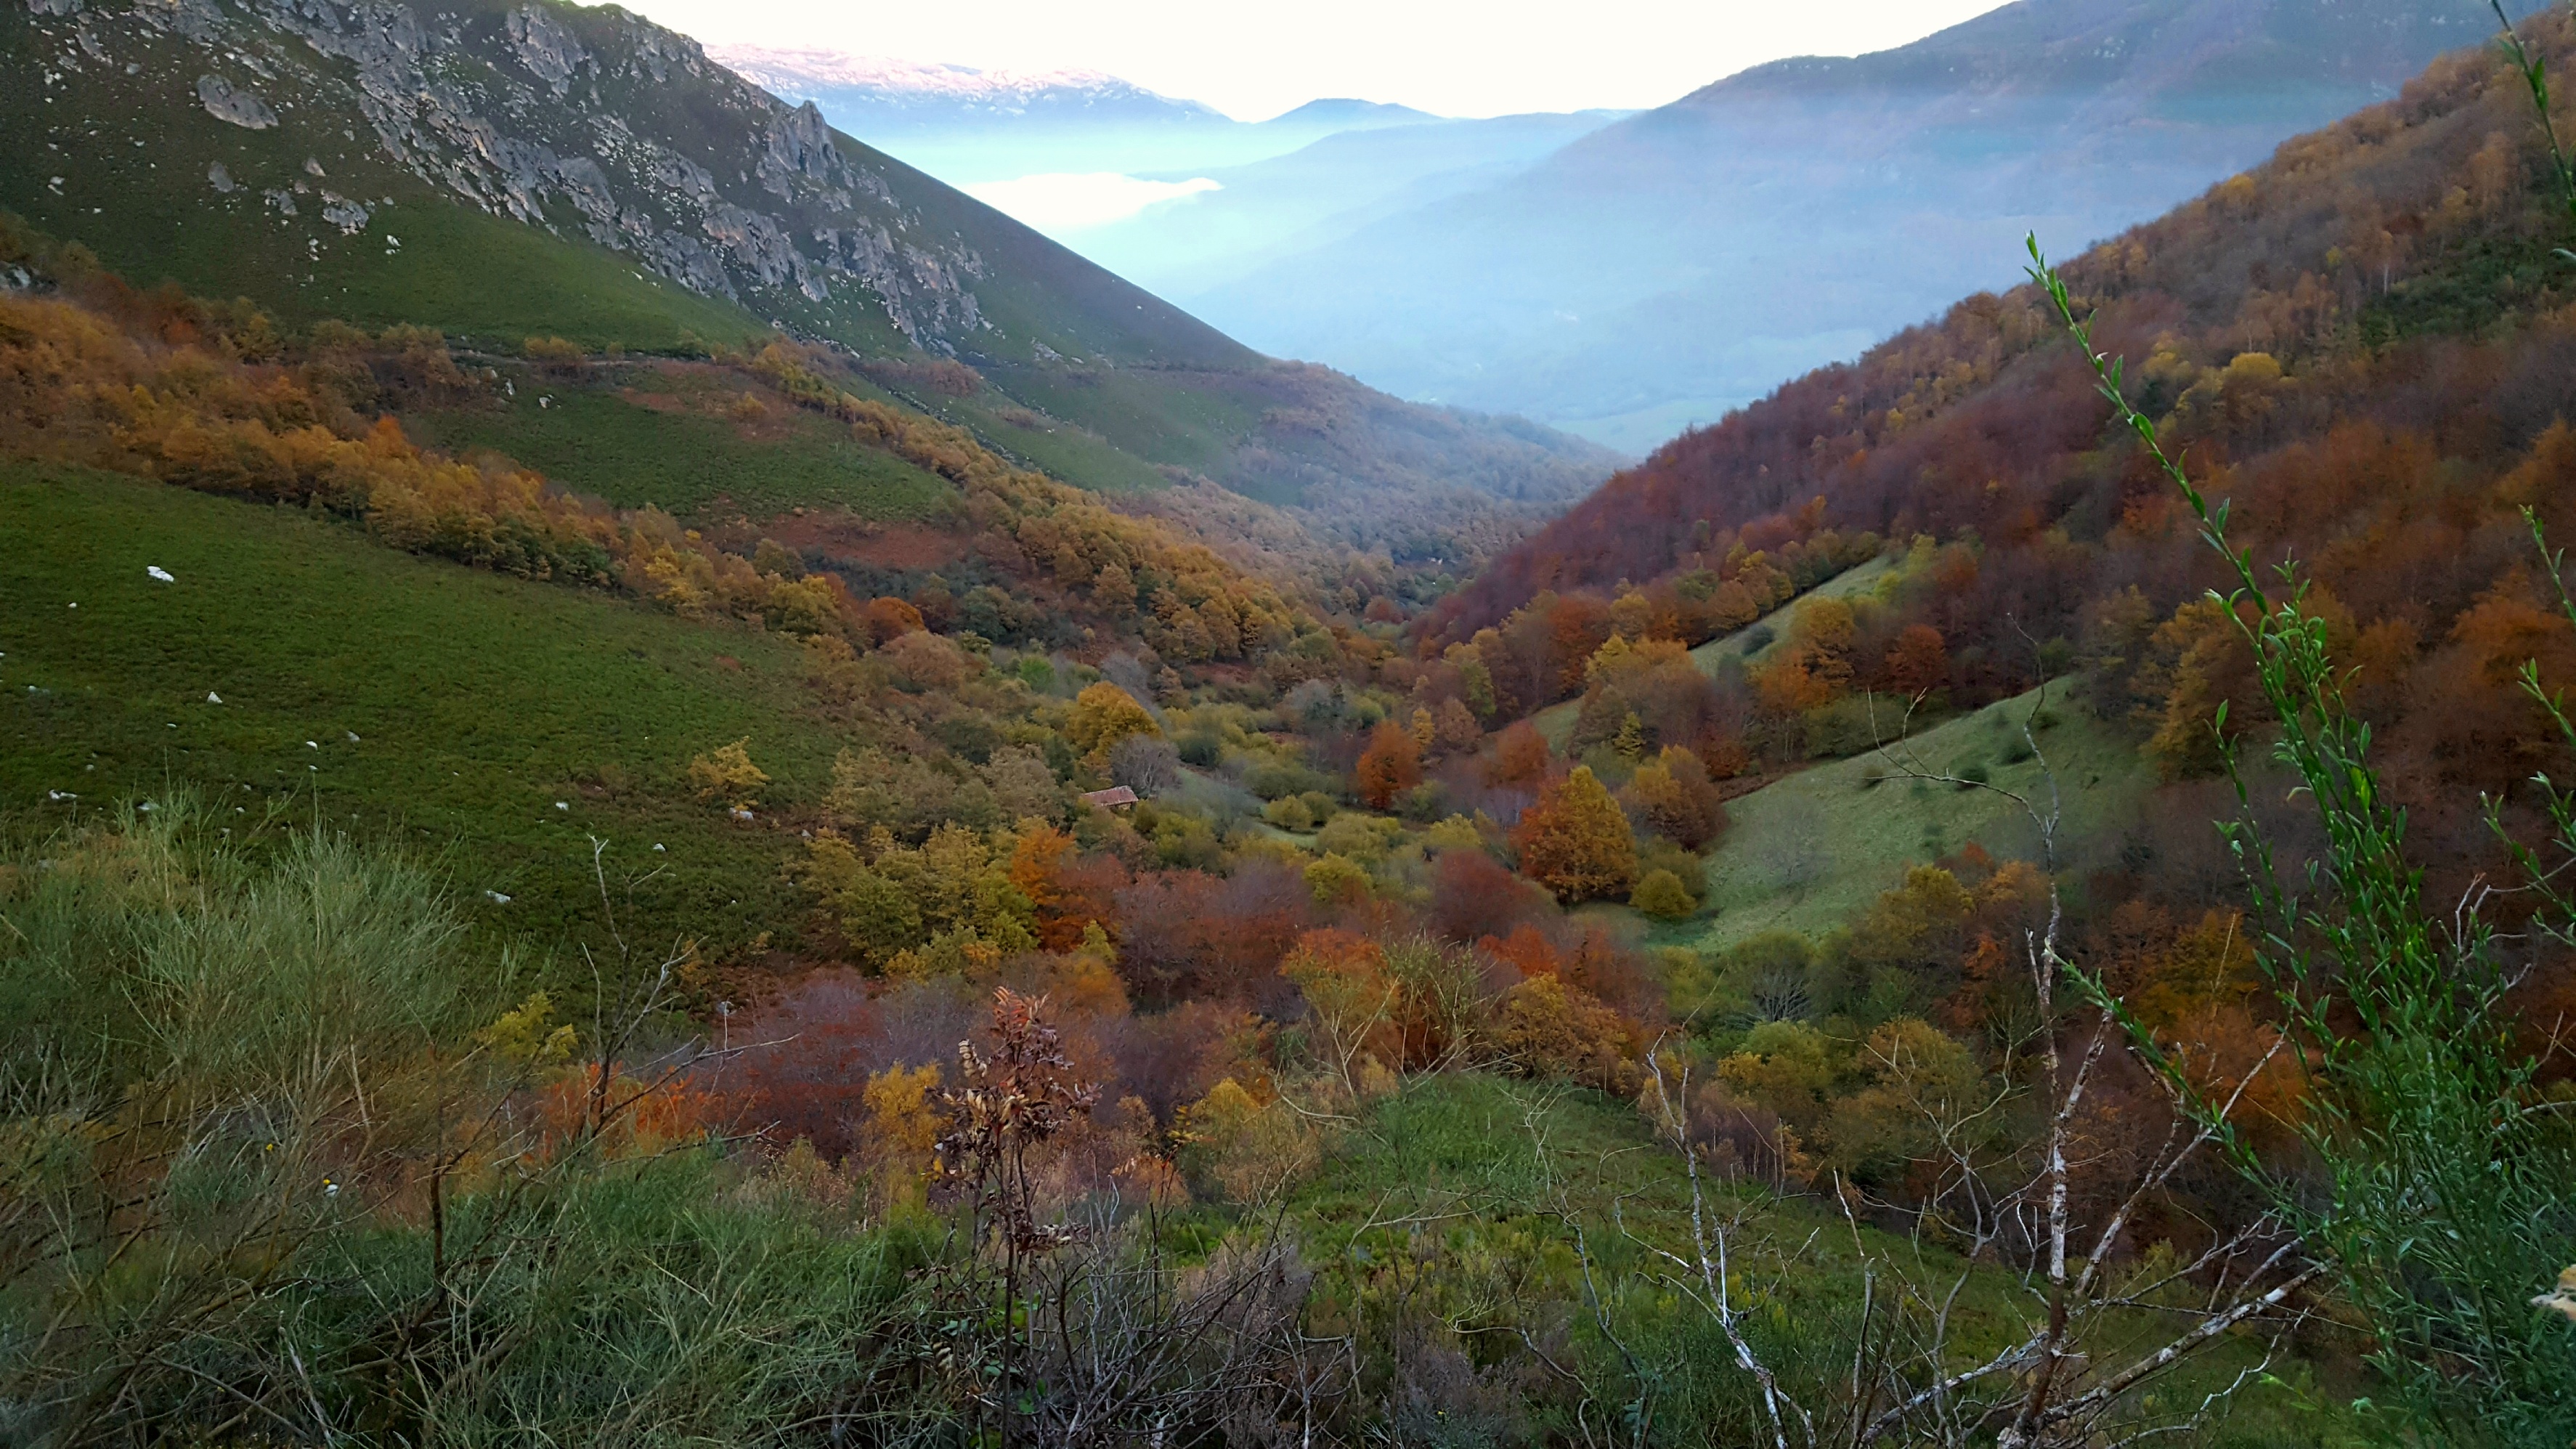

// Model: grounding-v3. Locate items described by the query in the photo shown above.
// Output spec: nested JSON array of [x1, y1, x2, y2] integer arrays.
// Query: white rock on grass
[[146, 565, 174, 583]]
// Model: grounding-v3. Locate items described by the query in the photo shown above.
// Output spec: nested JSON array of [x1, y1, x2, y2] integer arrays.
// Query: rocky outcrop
[[505, 4, 590, 95], [74, 0, 990, 345]]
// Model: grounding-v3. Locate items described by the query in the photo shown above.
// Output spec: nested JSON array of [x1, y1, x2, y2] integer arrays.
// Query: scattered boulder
[[195, 73, 275, 129]]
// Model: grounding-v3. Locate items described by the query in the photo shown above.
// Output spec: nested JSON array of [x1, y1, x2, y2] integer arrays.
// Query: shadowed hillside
[[1193, 0, 2546, 450]]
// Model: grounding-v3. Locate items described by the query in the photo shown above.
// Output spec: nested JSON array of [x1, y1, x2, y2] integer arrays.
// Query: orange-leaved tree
[[1482, 720, 1553, 787], [1882, 622, 1950, 695], [1511, 765, 1636, 903], [1354, 720, 1423, 809]]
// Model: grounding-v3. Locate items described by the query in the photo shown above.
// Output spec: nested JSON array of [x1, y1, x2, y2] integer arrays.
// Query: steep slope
[[0, 460, 842, 957], [3, 0, 1240, 363], [0, 0, 1609, 556], [1421, 4, 2576, 839], [1192, 0, 2545, 450]]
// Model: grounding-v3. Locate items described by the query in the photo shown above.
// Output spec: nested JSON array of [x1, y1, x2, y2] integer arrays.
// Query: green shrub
[[1264, 795, 1316, 832], [1247, 758, 1334, 800], [1630, 868, 1697, 921], [1397, 780, 1449, 823], [1177, 730, 1225, 768], [1637, 837, 1707, 904]]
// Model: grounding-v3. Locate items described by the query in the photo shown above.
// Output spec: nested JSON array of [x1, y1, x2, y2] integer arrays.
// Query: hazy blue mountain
[[1261, 99, 1442, 131], [1185, 0, 2548, 451], [1070, 110, 1630, 300]]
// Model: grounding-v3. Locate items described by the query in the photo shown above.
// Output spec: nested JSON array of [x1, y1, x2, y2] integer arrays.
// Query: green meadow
[[0, 463, 846, 967]]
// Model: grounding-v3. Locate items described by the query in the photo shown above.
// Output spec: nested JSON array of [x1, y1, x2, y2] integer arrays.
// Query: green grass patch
[[936, 390, 1174, 495], [1692, 686, 2153, 952], [2356, 227, 2572, 347], [409, 371, 950, 523], [977, 364, 1261, 474], [1281, 1072, 2349, 1446], [0, 463, 844, 967]]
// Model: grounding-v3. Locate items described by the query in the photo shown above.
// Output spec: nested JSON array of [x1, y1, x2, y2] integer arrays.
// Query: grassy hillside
[[407, 362, 954, 522], [0, 35, 766, 354], [0, 463, 840, 964], [0, 0, 1609, 559], [1689, 686, 2154, 951], [1283, 1071, 2339, 1445]]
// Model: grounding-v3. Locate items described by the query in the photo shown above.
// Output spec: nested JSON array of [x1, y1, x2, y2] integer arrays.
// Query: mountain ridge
[[1422, 1, 2576, 699], [1187, 0, 2549, 450], [707, 46, 1231, 129], [1, 0, 1612, 559]]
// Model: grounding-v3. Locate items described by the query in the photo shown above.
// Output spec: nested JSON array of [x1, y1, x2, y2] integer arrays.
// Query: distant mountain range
[[698, 46, 1633, 368], [1175, 0, 2551, 450], [705, 49, 1230, 131], [1071, 110, 1630, 302], [708, 46, 1442, 181]]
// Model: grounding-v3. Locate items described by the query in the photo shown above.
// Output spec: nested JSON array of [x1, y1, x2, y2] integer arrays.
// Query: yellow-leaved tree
[[688, 738, 769, 810], [1511, 765, 1636, 903], [1063, 681, 1160, 769], [861, 1063, 943, 1210]]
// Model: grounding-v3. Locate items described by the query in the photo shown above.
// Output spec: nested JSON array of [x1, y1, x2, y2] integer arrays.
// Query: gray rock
[[197, 73, 276, 129], [206, 160, 237, 192], [505, 5, 589, 95], [320, 192, 370, 232]]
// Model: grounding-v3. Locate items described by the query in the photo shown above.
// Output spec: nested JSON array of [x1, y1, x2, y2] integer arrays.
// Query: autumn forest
[[6, 0, 2576, 1445]]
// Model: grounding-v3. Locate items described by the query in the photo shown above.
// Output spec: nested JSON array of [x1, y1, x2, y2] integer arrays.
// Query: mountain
[[1423, 0, 2576, 826], [710, 47, 1445, 184], [1187, 0, 2548, 450], [1070, 110, 1628, 302], [1260, 99, 1440, 131], [0, 0, 1610, 556], [704, 48, 1229, 134]]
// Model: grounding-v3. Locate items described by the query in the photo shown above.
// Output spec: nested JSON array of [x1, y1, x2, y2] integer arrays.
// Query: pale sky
[[623, 0, 2018, 121]]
